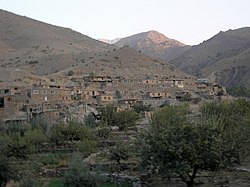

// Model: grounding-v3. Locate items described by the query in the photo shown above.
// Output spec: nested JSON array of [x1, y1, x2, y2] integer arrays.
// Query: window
[[51, 90, 55, 94], [0, 97, 4, 108], [7, 97, 12, 102], [33, 90, 39, 94], [42, 90, 47, 94]]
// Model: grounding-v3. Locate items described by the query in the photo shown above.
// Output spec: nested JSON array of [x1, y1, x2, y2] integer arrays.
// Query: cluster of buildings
[[0, 74, 227, 123]]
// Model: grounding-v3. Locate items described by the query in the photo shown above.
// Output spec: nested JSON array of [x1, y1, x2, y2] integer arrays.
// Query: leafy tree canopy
[[141, 101, 250, 187]]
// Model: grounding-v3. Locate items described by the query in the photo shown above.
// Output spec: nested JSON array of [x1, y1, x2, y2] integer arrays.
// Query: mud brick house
[[0, 85, 15, 119], [96, 94, 114, 105], [117, 97, 140, 110], [92, 75, 112, 83], [27, 85, 72, 104], [0, 94, 16, 120], [147, 91, 172, 99], [173, 79, 184, 88], [142, 79, 160, 85]]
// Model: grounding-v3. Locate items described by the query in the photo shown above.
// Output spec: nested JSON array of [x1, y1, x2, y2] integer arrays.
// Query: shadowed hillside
[[169, 27, 250, 88]]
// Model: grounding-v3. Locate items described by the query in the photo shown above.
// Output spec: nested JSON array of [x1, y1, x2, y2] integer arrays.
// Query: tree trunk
[[181, 167, 197, 187], [185, 180, 194, 187]]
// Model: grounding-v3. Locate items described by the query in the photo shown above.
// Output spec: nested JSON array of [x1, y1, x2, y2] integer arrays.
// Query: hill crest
[[115, 30, 190, 61]]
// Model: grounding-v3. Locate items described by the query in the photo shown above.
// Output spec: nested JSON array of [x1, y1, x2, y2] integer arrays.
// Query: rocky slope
[[169, 27, 250, 88], [0, 10, 190, 86], [115, 30, 190, 61]]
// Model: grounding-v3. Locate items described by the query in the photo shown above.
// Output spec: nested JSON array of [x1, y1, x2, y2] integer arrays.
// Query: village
[[0, 73, 228, 123]]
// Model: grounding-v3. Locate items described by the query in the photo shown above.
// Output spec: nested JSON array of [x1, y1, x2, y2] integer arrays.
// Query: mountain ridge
[[0, 9, 190, 86], [169, 27, 250, 88], [115, 30, 191, 61]]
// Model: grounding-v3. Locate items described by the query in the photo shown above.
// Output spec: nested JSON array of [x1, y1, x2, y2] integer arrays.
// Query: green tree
[[19, 178, 42, 187], [140, 102, 250, 187], [200, 100, 250, 165], [110, 141, 130, 165], [23, 128, 47, 151], [49, 121, 97, 157], [0, 156, 19, 187], [133, 103, 152, 113], [99, 105, 117, 126], [30, 114, 50, 134], [113, 110, 140, 131], [49, 120, 96, 144], [63, 153, 102, 187]]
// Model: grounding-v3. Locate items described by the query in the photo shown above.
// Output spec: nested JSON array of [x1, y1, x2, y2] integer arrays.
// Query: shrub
[[63, 153, 104, 187]]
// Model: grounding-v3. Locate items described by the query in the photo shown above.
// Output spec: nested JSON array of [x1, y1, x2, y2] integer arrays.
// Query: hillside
[[169, 27, 250, 88], [115, 30, 191, 61], [0, 10, 189, 86]]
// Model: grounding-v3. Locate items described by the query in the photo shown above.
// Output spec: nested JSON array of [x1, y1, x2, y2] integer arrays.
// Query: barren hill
[[169, 27, 250, 88], [115, 30, 191, 61], [0, 10, 190, 86]]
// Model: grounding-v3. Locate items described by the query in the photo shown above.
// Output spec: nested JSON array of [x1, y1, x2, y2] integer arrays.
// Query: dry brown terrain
[[0, 9, 191, 87], [115, 30, 191, 61], [169, 27, 250, 88]]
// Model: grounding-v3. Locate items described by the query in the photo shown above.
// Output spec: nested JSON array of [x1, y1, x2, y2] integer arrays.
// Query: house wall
[[29, 87, 72, 103], [97, 95, 114, 102], [148, 92, 171, 98], [0, 95, 16, 119]]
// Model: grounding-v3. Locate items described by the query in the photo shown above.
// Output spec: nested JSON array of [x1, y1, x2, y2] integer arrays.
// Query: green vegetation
[[140, 100, 250, 187], [0, 156, 19, 187], [0, 118, 98, 186], [133, 103, 152, 113], [63, 153, 103, 187], [228, 87, 250, 98], [0, 100, 250, 186], [98, 105, 140, 131], [47, 179, 64, 187], [110, 141, 131, 165], [19, 178, 42, 187]]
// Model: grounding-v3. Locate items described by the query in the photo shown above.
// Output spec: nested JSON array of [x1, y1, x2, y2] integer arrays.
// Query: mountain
[[169, 27, 250, 88], [115, 30, 191, 61], [98, 38, 121, 44], [0, 10, 189, 86]]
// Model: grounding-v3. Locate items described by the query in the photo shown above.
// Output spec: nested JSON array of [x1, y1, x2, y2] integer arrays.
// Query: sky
[[0, 0, 250, 45]]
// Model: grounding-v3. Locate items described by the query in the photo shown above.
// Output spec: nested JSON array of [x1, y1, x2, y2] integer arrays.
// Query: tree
[[63, 153, 103, 187], [133, 103, 152, 113], [140, 102, 250, 187], [110, 141, 130, 165], [0, 156, 19, 187], [49, 120, 96, 144], [99, 105, 117, 126], [113, 110, 140, 131], [200, 100, 250, 165]]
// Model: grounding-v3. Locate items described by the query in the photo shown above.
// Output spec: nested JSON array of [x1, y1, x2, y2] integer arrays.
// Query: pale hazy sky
[[1, 0, 250, 45]]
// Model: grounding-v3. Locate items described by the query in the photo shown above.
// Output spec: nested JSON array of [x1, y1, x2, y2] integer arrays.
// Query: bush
[[48, 179, 64, 187], [0, 156, 19, 187], [23, 128, 47, 150], [113, 110, 140, 131], [67, 70, 74, 76], [63, 153, 104, 187], [19, 178, 42, 187], [110, 141, 130, 165]]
